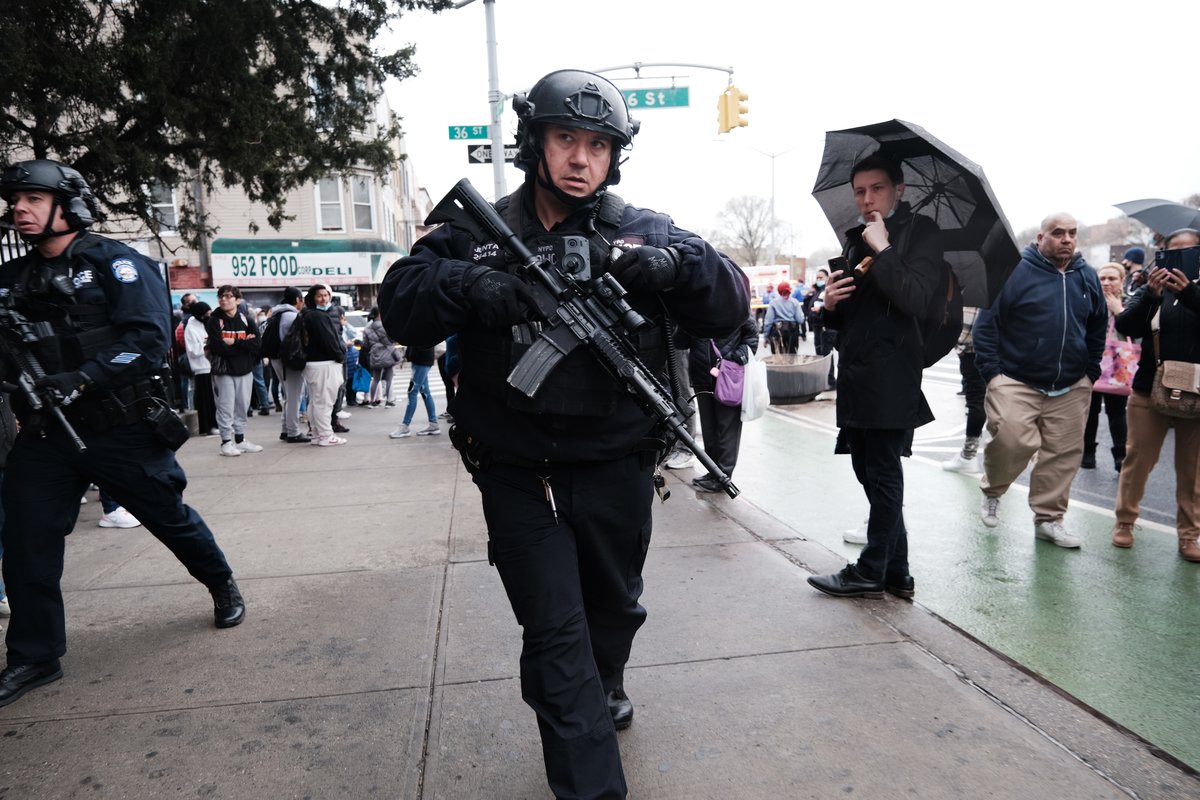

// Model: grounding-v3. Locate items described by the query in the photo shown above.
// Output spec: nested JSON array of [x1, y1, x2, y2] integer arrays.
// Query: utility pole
[[455, 0, 507, 199]]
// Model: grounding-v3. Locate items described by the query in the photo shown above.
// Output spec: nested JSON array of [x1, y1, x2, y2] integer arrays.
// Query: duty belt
[[62, 380, 163, 432]]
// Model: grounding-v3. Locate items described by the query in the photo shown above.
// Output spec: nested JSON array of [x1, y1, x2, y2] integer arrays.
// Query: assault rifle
[[426, 178, 738, 499], [0, 288, 87, 451]]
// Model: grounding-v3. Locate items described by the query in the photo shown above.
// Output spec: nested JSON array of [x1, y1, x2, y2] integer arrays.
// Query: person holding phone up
[[1111, 228, 1200, 561], [806, 153, 944, 600]]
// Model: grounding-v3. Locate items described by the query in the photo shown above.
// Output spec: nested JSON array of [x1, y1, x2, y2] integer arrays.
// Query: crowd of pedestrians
[[171, 285, 449, 450]]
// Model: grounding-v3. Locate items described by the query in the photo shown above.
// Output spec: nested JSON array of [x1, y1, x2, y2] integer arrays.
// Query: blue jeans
[[402, 364, 436, 426]]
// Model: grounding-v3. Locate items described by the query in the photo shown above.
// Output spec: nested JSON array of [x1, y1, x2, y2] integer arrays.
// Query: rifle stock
[[428, 179, 738, 498]]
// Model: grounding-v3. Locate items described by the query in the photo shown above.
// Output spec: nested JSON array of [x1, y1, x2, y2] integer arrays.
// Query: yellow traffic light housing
[[717, 91, 731, 134], [726, 85, 749, 130], [717, 85, 748, 134]]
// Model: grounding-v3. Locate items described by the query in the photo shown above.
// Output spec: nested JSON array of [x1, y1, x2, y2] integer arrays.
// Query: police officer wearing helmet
[[0, 159, 245, 709], [379, 69, 748, 799]]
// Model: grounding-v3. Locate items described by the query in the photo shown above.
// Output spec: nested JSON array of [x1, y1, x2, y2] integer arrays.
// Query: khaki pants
[[1115, 392, 1200, 539], [980, 375, 1092, 522]]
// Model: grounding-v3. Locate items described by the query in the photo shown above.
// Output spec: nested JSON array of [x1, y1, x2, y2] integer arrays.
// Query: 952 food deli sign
[[210, 239, 406, 286]]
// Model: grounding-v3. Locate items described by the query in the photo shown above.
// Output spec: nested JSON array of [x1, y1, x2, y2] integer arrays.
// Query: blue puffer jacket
[[973, 243, 1107, 392]]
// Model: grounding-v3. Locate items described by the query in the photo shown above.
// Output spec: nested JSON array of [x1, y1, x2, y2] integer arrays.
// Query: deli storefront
[[210, 238, 406, 309]]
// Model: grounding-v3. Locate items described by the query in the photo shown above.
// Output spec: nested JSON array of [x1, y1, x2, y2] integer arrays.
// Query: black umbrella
[[1114, 199, 1200, 236], [812, 119, 1019, 308]]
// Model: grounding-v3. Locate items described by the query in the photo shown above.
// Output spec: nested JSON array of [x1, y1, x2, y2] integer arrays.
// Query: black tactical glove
[[35, 370, 91, 400], [609, 246, 681, 293], [464, 267, 535, 329]]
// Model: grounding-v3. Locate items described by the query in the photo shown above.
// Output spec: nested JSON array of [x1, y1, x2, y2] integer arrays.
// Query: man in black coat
[[807, 154, 943, 600]]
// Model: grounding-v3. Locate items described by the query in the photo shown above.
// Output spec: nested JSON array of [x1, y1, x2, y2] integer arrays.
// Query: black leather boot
[[607, 686, 634, 730], [210, 578, 246, 628]]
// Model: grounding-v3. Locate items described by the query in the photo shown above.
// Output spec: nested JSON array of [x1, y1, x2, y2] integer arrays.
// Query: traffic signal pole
[[482, 0, 507, 199]]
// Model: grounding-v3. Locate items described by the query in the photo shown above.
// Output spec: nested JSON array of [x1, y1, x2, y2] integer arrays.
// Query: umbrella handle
[[855, 256, 874, 276]]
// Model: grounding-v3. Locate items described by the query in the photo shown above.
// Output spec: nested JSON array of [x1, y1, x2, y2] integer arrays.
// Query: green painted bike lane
[[728, 409, 1200, 770]]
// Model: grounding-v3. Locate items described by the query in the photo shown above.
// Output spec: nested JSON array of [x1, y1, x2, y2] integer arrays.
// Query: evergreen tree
[[0, 0, 449, 248]]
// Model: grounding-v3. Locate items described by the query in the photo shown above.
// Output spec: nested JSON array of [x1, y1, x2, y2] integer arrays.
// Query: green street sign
[[621, 87, 689, 109], [448, 125, 490, 140]]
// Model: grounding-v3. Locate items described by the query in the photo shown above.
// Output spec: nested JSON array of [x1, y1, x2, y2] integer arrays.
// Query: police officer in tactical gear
[[379, 69, 748, 800], [0, 159, 245, 709]]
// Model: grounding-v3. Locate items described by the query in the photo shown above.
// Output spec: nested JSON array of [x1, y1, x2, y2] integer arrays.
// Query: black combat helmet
[[0, 159, 100, 238], [513, 69, 640, 188]]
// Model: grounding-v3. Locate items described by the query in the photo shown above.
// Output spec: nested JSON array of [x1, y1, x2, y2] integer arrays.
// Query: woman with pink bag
[[1082, 263, 1137, 471]]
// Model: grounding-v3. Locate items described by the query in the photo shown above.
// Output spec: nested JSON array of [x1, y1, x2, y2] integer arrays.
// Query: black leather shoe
[[885, 574, 915, 600], [286, 434, 312, 443], [1080, 451, 1097, 469], [0, 660, 63, 708], [332, 422, 350, 434], [691, 476, 722, 493], [210, 578, 246, 629], [607, 686, 633, 730], [807, 564, 884, 599], [279, 431, 289, 441]]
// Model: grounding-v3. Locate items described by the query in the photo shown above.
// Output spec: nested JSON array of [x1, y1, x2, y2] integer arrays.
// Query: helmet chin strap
[[536, 158, 603, 211]]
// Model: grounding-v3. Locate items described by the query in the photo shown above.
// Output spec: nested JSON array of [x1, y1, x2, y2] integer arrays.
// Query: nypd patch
[[111, 258, 139, 283]]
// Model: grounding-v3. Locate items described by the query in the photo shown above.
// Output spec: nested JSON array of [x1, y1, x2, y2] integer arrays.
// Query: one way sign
[[467, 143, 518, 164]]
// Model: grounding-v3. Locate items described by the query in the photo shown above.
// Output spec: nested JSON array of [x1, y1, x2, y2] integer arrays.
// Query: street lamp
[[453, 0, 507, 200], [749, 145, 797, 268]]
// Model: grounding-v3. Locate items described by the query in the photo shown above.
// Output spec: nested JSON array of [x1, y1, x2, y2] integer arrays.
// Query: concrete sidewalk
[[1, 402, 1197, 799]]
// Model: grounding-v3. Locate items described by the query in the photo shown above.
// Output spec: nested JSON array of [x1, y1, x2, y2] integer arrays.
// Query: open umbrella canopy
[[1114, 199, 1200, 236], [812, 119, 1019, 308]]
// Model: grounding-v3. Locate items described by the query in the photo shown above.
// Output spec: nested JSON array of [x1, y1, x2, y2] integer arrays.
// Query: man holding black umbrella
[[806, 154, 944, 600]]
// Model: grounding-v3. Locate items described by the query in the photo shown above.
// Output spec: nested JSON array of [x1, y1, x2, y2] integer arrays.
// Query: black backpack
[[259, 312, 286, 359], [282, 310, 308, 372], [919, 262, 964, 368]]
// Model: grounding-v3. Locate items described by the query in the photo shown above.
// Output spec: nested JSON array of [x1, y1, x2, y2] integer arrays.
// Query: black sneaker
[[0, 660, 64, 708]]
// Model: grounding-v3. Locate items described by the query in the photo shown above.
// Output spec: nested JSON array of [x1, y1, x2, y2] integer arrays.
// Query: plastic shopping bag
[[741, 354, 769, 422]]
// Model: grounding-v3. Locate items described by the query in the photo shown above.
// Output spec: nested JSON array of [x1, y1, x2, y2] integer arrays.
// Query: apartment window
[[149, 183, 177, 232], [351, 175, 374, 231], [316, 177, 344, 232]]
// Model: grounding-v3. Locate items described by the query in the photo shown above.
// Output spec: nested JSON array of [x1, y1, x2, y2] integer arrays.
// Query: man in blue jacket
[[973, 212, 1106, 547]]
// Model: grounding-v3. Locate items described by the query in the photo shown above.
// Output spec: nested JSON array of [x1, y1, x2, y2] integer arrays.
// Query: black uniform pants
[[471, 455, 654, 800], [844, 427, 909, 582], [1, 422, 234, 665], [696, 393, 744, 477]]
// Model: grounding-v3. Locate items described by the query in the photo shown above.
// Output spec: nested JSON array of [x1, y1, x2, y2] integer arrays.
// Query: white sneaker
[[389, 424, 411, 439], [843, 518, 869, 545], [980, 495, 1001, 528], [336, 410, 352, 419], [99, 507, 142, 529], [663, 450, 695, 470], [0, 597, 10, 617], [220, 441, 242, 457], [236, 440, 263, 453], [942, 452, 981, 474], [417, 424, 441, 436], [80, 494, 87, 504], [1035, 520, 1081, 549], [317, 435, 346, 447]]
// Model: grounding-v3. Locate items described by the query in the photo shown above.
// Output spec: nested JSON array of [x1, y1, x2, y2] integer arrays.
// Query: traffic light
[[725, 85, 749, 130], [717, 91, 731, 134], [717, 85, 749, 134]]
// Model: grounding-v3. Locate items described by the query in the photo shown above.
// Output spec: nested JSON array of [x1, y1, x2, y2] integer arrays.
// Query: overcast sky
[[382, 0, 1200, 258]]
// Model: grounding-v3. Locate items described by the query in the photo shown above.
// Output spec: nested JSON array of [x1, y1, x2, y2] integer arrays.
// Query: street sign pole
[[483, 0, 507, 199]]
